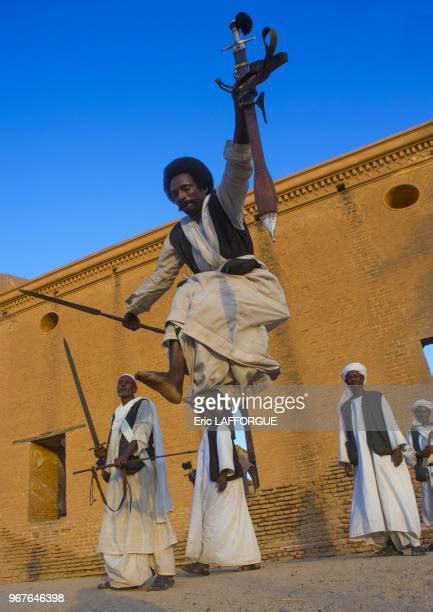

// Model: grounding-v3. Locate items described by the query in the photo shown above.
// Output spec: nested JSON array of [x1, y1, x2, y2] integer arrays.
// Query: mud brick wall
[[0, 122, 432, 582], [1, 464, 431, 583], [247, 464, 433, 562]]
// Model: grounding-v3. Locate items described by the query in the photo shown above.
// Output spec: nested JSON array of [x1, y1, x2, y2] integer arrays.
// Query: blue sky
[[1, 0, 432, 279], [424, 345, 433, 375]]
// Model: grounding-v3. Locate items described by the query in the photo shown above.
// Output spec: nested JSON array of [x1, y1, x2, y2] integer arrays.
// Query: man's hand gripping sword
[[216, 12, 288, 240]]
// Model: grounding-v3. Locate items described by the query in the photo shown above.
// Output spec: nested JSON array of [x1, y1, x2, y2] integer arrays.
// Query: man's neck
[[189, 211, 202, 223], [121, 395, 135, 405]]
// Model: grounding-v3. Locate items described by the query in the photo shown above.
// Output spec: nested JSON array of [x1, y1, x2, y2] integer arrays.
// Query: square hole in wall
[[421, 338, 433, 375], [29, 434, 66, 521]]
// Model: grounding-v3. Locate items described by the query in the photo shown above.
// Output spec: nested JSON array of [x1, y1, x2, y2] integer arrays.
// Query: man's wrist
[[224, 140, 252, 161]]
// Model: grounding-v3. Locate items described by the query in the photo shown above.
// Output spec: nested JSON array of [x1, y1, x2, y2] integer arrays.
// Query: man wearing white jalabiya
[[121, 98, 289, 405], [338, 363, 424, 555], [404, 400, 433, 546], [182, 425, 261, 575], [96, 374, 177, 590]]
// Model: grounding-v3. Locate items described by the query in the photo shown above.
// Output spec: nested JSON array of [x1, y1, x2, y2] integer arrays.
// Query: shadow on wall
[[291, 490, 336, 558], [0, 527, 103, 583], [26, 545, 43, 582]]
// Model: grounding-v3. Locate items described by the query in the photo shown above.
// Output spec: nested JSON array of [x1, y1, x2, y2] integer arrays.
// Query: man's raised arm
[[216, 102, 253, 230]]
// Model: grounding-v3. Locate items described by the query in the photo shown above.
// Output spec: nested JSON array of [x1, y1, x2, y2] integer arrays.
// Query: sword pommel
[[222, 12, 255, 58], [231, 12, 253, 35]]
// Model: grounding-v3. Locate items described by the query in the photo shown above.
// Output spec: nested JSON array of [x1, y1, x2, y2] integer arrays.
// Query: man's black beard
[[349, 385, 364, 397]]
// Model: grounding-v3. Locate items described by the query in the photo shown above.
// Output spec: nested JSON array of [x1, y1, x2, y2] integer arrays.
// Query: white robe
[[126, 140, 289, 392], [186, 427, 261, 566], [165, 261, 288, 393], [97, 398, 177, 587], [338, 395, 421, 545], [405, 425, 433, 526]]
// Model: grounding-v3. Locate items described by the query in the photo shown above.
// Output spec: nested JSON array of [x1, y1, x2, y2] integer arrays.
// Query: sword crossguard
[[89, 443, 106, 452], [215, 78, 233, 93], [221, 36, 256, 52]]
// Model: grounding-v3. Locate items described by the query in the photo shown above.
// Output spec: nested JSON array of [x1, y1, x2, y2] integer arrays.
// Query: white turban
[[412, 399, 433, 412], [411, 399, 433, 426], [340, 362, 368, 383], [338, 362, 368, 409], [118, 373, 136, 384]]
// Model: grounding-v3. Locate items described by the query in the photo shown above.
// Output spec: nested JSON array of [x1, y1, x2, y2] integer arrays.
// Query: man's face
[[117, 376, 137, 400], [345, 370, 365, 393], [415, 406, 431, 425], [169, 173, 208, 218]]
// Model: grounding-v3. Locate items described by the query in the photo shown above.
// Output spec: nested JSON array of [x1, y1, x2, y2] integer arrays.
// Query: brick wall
[[1, 462, 432, 583], [0, 121, 432, 583]]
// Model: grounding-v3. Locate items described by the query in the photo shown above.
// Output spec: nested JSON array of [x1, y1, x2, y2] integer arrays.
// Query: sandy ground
[[1, 554, 432, 612]]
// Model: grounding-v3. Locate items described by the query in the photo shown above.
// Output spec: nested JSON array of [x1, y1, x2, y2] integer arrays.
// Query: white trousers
[[104, 545, 176, 589], [366, 531, 420, 550]]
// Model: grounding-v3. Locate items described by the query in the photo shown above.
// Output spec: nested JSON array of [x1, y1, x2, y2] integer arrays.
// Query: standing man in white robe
[[404, 399, 433, 550], [338, 363, 424, 555], [121, 97, 289, 403], [182, 425, 261, 575], [95, 374, 177, 590]]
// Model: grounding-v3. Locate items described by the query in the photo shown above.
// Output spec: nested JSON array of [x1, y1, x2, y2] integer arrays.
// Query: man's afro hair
[[163, 157, 214, 201]]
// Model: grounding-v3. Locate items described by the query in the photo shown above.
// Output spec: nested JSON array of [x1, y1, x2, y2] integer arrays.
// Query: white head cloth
[[411, 399, 433, 426], [118, 373, 136, 384], [340, 362, 368, 382], [338, 362, 368, 409]]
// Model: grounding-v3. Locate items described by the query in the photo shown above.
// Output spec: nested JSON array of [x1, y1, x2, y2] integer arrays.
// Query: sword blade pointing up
[[63, 338, 101, 451], [19, 289, 164, 335]]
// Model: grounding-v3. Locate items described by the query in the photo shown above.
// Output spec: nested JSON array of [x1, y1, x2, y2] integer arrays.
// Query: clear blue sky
[[424, 345, 433, 375], [1, 0, 432, 280]]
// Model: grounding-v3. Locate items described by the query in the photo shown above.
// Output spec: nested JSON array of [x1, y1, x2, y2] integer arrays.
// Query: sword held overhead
[[20, 289, 165, 335], [216, 11, 288, 241]]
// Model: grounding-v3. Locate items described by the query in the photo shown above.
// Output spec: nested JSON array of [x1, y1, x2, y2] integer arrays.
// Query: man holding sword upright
[[95, 374, 177, 591]]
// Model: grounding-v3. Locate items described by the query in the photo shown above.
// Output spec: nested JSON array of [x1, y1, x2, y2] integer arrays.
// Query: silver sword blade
[[63, 338, 100, 449]]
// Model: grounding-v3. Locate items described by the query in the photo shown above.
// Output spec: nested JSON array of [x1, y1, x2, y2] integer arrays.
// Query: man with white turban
[[338, 363, 424, 555], [404, 399, 433, 547], [95, 374, 177, 590]]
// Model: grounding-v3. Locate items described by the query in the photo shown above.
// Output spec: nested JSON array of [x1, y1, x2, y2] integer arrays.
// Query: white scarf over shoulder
[[180, 195, 226, 271], [110, 396, 172, 520]]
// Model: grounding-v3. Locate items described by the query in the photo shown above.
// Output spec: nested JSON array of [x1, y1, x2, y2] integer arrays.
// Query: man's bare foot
[[269, 368, 281, 381], [135, 371, 183, 404]]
